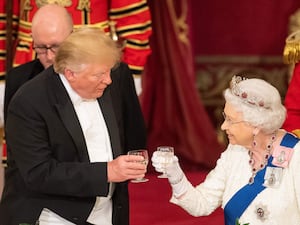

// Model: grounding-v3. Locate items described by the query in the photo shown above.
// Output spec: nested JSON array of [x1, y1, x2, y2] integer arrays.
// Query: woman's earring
[[252, 128, 259, 147], [253, 133, 257, 147]]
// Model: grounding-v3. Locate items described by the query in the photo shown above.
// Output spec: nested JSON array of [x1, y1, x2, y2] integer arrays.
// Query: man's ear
[[64, 68, 75, 82]]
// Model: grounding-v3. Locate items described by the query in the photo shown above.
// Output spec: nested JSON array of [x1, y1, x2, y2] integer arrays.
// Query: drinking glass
[[157, 146, 174, 178], [127, 149, 149, 183]]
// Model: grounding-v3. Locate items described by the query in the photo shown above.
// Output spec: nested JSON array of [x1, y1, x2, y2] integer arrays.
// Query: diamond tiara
[[229, 76, 269, 109]]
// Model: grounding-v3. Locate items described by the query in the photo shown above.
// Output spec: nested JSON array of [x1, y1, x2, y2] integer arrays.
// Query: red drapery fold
[[141, 0, 224, 169]]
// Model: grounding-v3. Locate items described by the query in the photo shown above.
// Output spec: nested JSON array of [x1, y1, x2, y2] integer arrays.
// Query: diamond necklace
[[248, 131, 277, 184]]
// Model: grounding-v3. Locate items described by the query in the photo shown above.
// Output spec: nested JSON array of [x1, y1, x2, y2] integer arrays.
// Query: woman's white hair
[[223, 76, 286, 134]]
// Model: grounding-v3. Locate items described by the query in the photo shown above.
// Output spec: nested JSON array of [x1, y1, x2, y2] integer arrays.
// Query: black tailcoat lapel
[[48, 69, 122, 161], [48, 71, 90, 162], [99, 87, 122, 158]]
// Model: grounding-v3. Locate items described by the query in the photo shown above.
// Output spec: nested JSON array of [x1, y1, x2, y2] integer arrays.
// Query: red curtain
[[141, 0, 224, 170]]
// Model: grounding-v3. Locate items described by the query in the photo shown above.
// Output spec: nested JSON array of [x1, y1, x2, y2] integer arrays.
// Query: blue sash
[[224, 133, 298, 225]]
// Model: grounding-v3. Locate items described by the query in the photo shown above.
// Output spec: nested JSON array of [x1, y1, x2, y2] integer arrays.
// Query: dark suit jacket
[[0, 63, 146, 225], [4, 59, 44, 122]]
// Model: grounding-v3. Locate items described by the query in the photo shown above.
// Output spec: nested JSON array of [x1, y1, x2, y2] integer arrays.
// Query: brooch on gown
[[254, 203, 270, 221], [263, 166, 283, 188], [271, 145, 294, 168], [262, 145, 294, 188]]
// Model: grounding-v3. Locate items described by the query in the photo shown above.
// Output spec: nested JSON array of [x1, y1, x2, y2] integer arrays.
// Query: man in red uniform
[[282, 30, 300, 136]]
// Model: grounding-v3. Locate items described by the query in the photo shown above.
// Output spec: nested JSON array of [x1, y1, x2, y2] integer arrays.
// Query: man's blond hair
[[54, 27, 121, 73]]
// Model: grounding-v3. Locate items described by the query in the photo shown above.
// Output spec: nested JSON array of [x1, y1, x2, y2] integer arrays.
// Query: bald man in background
[[3, 4, 73, 121]]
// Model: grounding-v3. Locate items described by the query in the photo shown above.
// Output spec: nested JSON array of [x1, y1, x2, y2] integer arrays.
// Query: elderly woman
[[152, 76, 300, 225]]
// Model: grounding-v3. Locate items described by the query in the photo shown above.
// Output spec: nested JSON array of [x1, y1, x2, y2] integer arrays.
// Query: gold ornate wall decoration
[[167, 0, 189, 46], [76, 0, 91, 12], [35, 0, 73, 8]]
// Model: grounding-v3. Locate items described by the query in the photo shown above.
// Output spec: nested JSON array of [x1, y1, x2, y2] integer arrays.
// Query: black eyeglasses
[[33, 45, 60, 54], [222, 112, 244, 126]]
